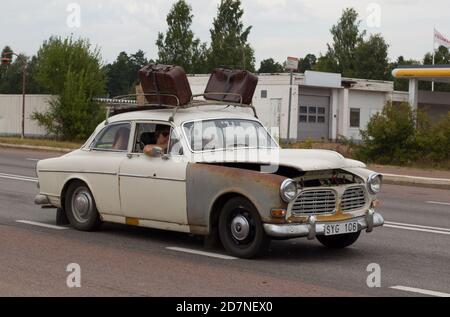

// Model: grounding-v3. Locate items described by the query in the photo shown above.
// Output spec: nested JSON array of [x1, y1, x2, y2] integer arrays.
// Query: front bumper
[[264, 209, 384, 239]]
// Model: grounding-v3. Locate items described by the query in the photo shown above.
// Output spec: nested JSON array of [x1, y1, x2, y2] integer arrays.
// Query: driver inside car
[[143, 126, 170, 156]]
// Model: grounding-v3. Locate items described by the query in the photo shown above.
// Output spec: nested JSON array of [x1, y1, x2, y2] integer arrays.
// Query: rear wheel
[[317, 231, 361, 249], [218, 197, 270, 259], [65, 181, 101, 231]]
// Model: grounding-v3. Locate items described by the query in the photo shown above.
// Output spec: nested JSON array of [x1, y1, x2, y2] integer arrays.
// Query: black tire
[[65, 181, 101, 231], [218, 197, 270, 259], [317, 231, 361, 249]]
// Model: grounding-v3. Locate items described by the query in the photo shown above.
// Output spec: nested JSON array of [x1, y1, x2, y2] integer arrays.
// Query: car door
[[118, 122, 188, 225], [87, 122, 131, 216]]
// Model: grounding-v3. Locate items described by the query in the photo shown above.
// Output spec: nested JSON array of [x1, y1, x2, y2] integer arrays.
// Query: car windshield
[[183, 119, 278, 152]]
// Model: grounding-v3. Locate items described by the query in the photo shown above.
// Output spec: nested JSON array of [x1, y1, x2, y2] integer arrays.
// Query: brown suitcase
[[138, 64, 192, 106], [204, 68, 258, 105]]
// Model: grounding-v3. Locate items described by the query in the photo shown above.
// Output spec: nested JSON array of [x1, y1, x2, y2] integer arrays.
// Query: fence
[[0, 94, 53, 137]]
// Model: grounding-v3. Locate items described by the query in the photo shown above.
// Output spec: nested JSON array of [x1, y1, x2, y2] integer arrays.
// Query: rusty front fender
[[186, 163, 288, 234]]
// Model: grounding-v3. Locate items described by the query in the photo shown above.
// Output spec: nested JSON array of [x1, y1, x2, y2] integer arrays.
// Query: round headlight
[[368, 173, 382, 194], [280, 179, 297, 202]]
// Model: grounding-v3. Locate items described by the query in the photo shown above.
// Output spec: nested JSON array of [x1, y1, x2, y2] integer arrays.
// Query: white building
[[189, 71, 396, 142]]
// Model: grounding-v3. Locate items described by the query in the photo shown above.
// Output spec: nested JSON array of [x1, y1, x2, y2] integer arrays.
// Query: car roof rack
[[93, 92, 258, 123]]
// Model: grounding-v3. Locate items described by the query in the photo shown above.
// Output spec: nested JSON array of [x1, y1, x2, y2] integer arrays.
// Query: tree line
[[0, 2, 449, 140]]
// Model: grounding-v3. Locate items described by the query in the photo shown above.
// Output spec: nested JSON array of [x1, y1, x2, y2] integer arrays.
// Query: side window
[[350, 108, 361, 128], [93, 123, 131, 151], [133, 122, 173, 154]]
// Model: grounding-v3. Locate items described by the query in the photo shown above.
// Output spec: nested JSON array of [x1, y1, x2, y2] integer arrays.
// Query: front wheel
[[316, 231, 361, 249], [65, 181, 101, 231], [218, 197, 270, 259]]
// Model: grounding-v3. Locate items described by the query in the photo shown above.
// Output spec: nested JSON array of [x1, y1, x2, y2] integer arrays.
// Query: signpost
[[285, 57, 299, 144]]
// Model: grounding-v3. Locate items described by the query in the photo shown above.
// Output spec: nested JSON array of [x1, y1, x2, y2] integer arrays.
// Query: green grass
[[0, 137, 82, 150]]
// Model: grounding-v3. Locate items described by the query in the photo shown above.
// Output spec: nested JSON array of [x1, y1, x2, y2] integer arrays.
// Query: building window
[[350, 108, 360, 128], [261, 90, 268, 98]]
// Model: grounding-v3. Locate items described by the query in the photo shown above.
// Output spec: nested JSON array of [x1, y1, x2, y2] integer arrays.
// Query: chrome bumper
[[264, 209, 384, 239], [35, 194, 50, 205]]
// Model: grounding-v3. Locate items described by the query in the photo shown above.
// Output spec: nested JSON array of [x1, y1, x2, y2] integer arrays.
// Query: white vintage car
[[35, 99, 384, 258]]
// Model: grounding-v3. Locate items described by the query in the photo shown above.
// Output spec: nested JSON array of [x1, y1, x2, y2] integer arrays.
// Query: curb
[[382, 173, 450, 190], [0, 143, 73, 153]]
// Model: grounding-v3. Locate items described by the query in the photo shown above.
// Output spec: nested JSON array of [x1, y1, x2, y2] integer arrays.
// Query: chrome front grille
[[292, 189, 336, 216], [341, 186, 366, 212]]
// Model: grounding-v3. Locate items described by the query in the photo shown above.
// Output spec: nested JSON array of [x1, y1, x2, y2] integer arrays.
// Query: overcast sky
[[2, 0, 449, 66]]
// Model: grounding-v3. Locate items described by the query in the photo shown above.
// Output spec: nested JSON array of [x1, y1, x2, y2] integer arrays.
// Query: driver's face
[[157, 131, 170, 144]]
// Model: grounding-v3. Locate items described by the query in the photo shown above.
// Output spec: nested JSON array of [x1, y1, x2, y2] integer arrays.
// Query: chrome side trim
[[119, 173, 186, 182], [264, 210, 384, 239], [38, 170, 117, 176]]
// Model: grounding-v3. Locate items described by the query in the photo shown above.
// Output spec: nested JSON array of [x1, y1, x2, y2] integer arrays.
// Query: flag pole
[[432, 27, 435, 92]]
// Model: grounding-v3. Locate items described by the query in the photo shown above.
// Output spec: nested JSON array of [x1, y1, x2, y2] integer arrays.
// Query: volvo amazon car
[[35, 97, 384, 258]]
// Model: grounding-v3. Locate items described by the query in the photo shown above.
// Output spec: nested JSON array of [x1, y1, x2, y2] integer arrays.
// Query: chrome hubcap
[[71, 188, 93, 223], [230, 215, 250, 241]]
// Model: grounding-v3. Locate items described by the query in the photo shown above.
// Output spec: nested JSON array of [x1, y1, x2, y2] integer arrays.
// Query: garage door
[[298, 95, 330, 141]]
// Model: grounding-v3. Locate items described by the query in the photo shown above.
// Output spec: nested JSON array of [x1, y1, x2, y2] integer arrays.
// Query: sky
[[2, 0, 449, 66]]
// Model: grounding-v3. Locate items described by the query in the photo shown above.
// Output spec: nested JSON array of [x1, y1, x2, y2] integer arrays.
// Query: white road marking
[[390, 286, 450, 297], [385, 221, 450, 232], [384, 224, 450, 235], [167, 247, 238, 260], [16, 220, 68, 230], [0, 172, 38, 183], [426, 201, 450, 206]]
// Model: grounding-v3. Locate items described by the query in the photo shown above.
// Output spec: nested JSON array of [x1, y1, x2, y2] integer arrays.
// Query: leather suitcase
[[138, 64, 192, 106], [204, 68, 258, 105]]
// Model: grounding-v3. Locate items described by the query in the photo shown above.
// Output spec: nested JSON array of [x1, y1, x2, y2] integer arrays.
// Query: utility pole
[[285, 57, 299, 144], [2, 51, 27, 138], [287, 70, 293, 143]]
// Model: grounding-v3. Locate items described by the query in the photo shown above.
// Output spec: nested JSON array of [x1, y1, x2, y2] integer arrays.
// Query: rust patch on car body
[[186, 163, 288, 234]]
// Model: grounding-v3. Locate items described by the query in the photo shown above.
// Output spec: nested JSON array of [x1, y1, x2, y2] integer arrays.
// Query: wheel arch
[[60, 177, 93, 211]]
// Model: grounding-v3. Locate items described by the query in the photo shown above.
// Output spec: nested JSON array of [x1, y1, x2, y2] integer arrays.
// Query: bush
[[356, 102, 450, 166], [356, 102, 417, 164]]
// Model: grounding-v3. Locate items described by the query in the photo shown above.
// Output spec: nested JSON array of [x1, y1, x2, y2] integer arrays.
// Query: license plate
[[324, 221, 358, 236]]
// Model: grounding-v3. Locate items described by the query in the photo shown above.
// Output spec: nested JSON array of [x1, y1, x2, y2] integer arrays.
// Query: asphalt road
[[0, 147, 449, 297]]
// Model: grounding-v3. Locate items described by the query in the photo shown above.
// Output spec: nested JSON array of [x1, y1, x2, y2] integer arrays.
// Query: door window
[[93, 123, 131, 151]]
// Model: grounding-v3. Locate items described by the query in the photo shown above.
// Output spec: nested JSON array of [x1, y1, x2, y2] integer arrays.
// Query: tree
[[299, 54, 317, 72], [104, 50, 151, 97], [353, 34, 389, 80], [0, 47, 47, 94], [32, 36, 106, 140], [316, 8, 364, 76], [209, 0, 255, 71], [423, 45, 450, 92], [258, 58, 284, 73], [315, 8, 390, 80], [156, 0, 207, 73]]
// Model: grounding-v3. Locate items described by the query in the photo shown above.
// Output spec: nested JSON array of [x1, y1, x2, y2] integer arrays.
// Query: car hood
[[190, 148, 366, 171]]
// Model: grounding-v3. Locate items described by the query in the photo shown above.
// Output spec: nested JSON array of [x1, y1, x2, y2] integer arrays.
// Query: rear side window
[[93, 123, 131, 151]]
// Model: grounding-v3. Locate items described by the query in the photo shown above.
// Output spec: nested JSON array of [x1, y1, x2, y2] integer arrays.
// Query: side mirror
[[150, 146, 163, 157]]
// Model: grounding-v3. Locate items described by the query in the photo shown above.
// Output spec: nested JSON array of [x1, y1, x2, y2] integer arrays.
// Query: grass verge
[[0, 137, 82, 150]]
